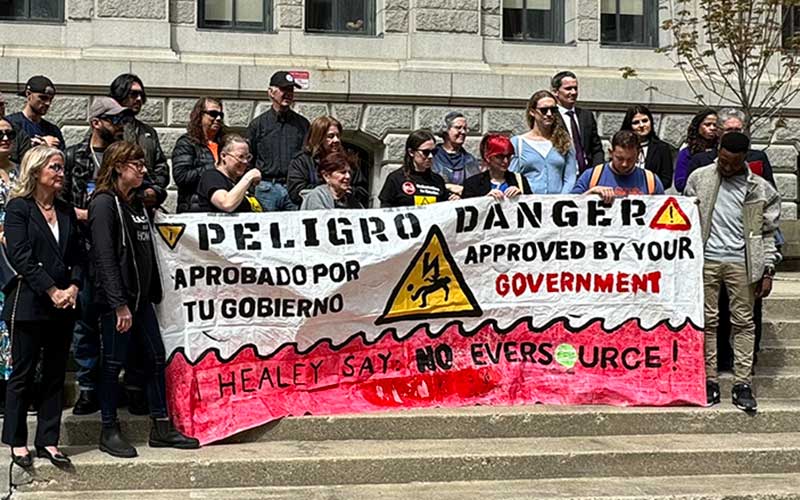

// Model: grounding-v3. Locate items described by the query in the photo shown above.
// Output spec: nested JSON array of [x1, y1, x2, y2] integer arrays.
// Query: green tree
[[621, 0, 800, 136]]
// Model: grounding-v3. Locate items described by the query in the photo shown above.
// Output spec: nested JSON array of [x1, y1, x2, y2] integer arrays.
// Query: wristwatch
[[764, 265, 776, 278]]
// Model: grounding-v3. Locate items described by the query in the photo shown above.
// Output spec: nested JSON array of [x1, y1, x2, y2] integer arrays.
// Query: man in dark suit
[[552, 71, 604, 174]]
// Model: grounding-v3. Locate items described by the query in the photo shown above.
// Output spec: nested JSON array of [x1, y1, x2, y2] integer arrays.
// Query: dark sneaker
[[99, 422, 138, 458], [706, 380, 721, 406], [73, 390, 100, 415], [149, 419, 200, 449], [732, 383, 757, 412]]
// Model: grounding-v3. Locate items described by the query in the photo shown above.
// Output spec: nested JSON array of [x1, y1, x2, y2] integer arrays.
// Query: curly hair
[[525, 90, 572, 157], [686, 108, 718, 155], [187, 97, 225, 146], [621, 104, 658, 142]]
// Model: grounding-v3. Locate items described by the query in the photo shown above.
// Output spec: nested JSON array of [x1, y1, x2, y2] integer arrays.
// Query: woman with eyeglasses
[[379, 130, 449, 208], [90, 141, 199, 458], [510, 90, 577, 194], [2, 146, 82, 469], [673, 108, 718, 193], [619, 105, 674, 189], [0, 119, 21, 413], [196, 135, 262, 213], [171, 97, 225, 212], [432, 112, 480, 200], [463, 134, 531, 199]]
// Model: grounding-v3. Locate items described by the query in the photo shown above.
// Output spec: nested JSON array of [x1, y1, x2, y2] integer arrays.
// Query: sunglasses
[[536, 106, 559, 116], [47, 163, 65, 173], [204, 110, 225, 120], [99, 114, 129, 125], [631, 119, 650, 126], [0, 129, 16, 141], [490, 153, 515, 161], [416, 148, 436, 158], [128, 90, 145, 100]]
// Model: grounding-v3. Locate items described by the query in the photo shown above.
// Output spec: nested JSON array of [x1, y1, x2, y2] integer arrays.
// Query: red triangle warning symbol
[[650, 197, 691, 231]]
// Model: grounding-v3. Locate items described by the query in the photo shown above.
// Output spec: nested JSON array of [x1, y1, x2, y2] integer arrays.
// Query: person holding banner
[[572, 130, 665, 203], [684, 132, 781, 412], [510, 90, 577, 194], [300, 151, 363, 210], [2, 146, 82, 469], [463, 133, 531, 199], [196, 134, 262, 213], [90, 142, 199, 457], [172, 97, 225, 213], [379, 130, 449, 207]]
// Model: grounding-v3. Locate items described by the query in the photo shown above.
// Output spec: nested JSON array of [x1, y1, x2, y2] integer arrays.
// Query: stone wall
[[4, 94, 796, 218]]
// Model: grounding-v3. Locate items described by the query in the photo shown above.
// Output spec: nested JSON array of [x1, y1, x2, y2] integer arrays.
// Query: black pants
[[2, 320, 72, 447], [99, 304, 167, 425]]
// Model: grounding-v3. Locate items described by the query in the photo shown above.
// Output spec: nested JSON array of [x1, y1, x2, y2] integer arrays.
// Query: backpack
[[589, 163, 656, 194]]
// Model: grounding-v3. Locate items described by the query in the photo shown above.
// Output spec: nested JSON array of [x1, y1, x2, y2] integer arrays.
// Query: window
[[199, 0, 270, 30], [0, 0, 62, 21], [306, 0, 374, 35], [601, 0, 658, 46], [503, 0, 563, 43], [783, 5, 800, 48]]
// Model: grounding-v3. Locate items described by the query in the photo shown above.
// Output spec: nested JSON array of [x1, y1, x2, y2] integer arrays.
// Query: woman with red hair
[[463, 134, 531, 199]]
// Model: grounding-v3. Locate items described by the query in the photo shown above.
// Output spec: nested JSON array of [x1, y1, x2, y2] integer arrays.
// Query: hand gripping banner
[[154, 196, 705, 444]]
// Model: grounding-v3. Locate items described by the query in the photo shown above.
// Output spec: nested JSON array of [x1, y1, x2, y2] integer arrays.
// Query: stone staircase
[[8, 275, 800, 499]]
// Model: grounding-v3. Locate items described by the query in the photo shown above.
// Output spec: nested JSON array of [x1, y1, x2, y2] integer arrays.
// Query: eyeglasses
[[0, 129, 17, 141], [47, 163, 64, 173], [99, 114, 129, 126], [126, 160, 147, 171], [536, 106, 559, 116], [128, 90, 145, 100], [415, 148, 436, 158], [226, 153, 253, 163], [490, 153, 515, 162], [204, 110, 225, 121], [451, 125, 469, 133]]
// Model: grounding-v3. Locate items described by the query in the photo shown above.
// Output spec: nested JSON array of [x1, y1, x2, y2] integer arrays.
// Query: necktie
[[566, 110, 587, 173]]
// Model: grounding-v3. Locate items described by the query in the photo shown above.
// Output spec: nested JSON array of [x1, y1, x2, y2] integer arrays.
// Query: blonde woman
[[2, 146, 82, 468], [510, 90, 577, 194]]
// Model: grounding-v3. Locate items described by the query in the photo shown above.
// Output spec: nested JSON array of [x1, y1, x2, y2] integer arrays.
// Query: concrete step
[[763, 319, 800, 347], [14, 433, 800, 492], [758, 345, 800, 367], [12, 474, 800, 499], [764, 296, 800, 320], [719, 368, 800, 398], [52, 400, 800, 447]]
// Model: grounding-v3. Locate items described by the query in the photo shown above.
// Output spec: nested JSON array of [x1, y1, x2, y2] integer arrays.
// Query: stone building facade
[[0, 0, 798, 216]]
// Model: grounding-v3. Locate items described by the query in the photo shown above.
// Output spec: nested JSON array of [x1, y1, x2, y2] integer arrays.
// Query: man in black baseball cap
[[5, 75, 64, 150], [246, 70, 309, 211]]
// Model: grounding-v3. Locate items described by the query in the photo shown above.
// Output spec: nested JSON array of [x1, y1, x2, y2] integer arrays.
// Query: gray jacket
[[684, 162, 781, 284]]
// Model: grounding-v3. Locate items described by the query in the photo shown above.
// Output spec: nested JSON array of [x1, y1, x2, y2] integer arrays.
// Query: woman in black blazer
[[2, 146, 82, 468], [463, 134, 532, 199], [620, 105, 675, 189]]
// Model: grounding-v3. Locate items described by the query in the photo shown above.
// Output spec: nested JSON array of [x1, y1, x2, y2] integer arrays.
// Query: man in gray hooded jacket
[[685, 132, 780, 412]]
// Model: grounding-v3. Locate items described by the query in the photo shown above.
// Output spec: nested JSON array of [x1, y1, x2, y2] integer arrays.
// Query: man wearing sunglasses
[[109, 74, 170, 208], [61, 97, 140, 416], [247, 71, 310, 211], [552, 71, 604, 174], [5, 75, 65, 151], [0, 92, 31, 165]]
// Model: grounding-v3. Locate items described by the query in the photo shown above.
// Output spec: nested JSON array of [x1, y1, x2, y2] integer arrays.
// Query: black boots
[[149, 419, 200, 449], [73, 390, 100, 415], [99, 422, 137, 458]]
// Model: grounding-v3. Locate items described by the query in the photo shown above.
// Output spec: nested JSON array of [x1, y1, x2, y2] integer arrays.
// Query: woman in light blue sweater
[[510, 90, 577, 194]]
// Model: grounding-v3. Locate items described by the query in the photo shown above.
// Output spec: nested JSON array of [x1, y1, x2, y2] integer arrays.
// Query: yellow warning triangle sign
[[375, 225, 482, 325], [156, 223, 187, 250], [649, 197, 691, 231]]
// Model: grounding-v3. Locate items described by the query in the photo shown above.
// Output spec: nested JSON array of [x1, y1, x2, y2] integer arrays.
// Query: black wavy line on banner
[[166, 316, 703, 367]]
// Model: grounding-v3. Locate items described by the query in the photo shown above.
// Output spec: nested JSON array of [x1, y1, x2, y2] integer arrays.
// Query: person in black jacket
[[379, 130, 449, 208], [171, 97, 225, 213], [110, 74, 171, 205], [287, 115, 369, 207], [2, 146, 82, 469], [552, 71, 604, 173], [620, 105, 675, 189], [463, 134, 531, 199], [90, 141, 199, 458]]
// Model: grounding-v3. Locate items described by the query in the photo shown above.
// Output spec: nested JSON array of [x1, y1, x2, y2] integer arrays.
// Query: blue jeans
[[99, 304, 167, 425], [72, 276, 100, 391], [255, 180, 297, 211]]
